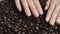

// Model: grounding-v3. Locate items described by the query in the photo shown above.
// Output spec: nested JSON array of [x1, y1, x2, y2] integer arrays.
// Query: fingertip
[[39, 9, 43, 15], [56, 19, 60, 24], [35, 15, 39, 18], [25, 10, 31, 17], [49, 21, 55, 26], [56, 21, 60, 24], [27, 13, 31, 17], [33, 11, 39, 18], [45, 17, 55, 26], [49, 19, 55, 26], [41, 10, 43, 15], [15, 0, 22, 12], [44, 6, 48, 10], [34, 13, 39, 18], [19, 8, 22, 12], [40, 12, 43, 15], [17, 7, 22, 12], [45, 18, 49, 22], [32, 12, 39, 18]]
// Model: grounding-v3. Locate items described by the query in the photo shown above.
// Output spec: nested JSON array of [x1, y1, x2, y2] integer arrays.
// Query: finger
[[45, 0, 51, 10], [32, 0, 43, 15], [45, 0, 56, 22], [27, 0, 39, 17], [49, 4, 60, 26], [56, 11, 60, 24], [21, 0, 31, 16], [15, 0, 22, 11]]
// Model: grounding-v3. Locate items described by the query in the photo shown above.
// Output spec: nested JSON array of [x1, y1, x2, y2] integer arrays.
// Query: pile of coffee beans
[[0, 0, 60, 34]]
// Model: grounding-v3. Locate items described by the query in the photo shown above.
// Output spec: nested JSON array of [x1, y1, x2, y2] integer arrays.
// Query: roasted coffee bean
[[10, 10, 14, 16], [5, 10, 9, 14], [0, 0, 60, 34], [19, 19, 23, 23]]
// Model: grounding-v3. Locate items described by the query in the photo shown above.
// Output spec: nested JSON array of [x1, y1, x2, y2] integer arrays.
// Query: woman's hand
[[45, 0, 60, 26], [15, 0, 43, 17]]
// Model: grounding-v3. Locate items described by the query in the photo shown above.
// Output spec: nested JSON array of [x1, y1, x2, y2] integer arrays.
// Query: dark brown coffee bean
[[0, 0, 59, 34]]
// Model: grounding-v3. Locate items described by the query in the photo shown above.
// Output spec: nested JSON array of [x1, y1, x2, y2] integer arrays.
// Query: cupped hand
[[15, 0, 43, 17], [45, 0, 60, 26]]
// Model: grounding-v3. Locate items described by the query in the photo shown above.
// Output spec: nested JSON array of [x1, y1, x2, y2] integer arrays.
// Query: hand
[[45, 0, 60, 26], [15, 0, 43, 17]]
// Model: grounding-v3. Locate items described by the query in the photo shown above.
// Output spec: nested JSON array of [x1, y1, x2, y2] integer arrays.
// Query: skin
[[15, 0, 60, 26], [56, 10, 60, 24], [45, 0, 60, 26], [15, 0, 22, 11], [15, 0, 43, 17]]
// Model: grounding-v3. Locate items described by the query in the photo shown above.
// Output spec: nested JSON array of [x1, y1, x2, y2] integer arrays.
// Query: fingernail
[[50, 21, 55, 26], [45, 6, 47, 10], [35, 13, 39, 17], [45, 18, 49, 22], [41, 10, 43, 15], [36, 15, 39, 17], [27, 13, 31, 17], [19, 6, 22, 11], [56, 20, 60, 24]]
